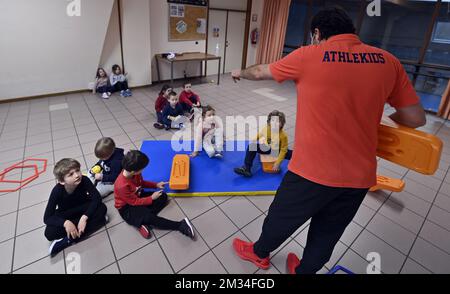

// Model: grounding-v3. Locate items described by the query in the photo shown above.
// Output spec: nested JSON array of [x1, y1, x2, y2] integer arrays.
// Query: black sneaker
[[49, 237, 73, 257], [234, 166, 252, 177], [153, 122, 164, 129], [179, 218, 195, 240], [165, 125, 171, 131]]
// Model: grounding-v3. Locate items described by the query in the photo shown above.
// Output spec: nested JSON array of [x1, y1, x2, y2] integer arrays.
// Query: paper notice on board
[[170, 4, 184, 17], [176, 20, 188, 34], [197, 18, 206, 34]]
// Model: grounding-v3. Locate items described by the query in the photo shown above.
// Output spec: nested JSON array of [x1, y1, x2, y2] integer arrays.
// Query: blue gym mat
[[140, 140, 288, 196]]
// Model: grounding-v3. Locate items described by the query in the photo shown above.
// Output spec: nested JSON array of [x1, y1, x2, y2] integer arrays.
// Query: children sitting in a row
[[153, 83, 201, 130], [44, 139, 195, 256], [93, 64, 132, 99]]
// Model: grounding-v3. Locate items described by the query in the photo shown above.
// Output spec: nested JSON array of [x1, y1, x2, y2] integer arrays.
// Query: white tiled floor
[[1, 75, 450, 274]]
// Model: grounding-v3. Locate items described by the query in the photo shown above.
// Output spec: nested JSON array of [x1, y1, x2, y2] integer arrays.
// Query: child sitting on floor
[[114, 150, 195, 240], [93, 68, 112, 99], [153, 84, 172, 129], [161, 91, 187, 130], [110, 64, 132, 97], [88, 137, 124, 198], [179, 82, 201, 114], [44, 158, 107, 257], [190, 105, 224, 159], [234, 110, 293, 177]]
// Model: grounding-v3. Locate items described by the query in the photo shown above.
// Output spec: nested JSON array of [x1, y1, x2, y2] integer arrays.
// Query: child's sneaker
[[120, 90, 126, 97], [214, 152, 223, 159], [287, 253, 301, 274], [153, 122, 165, 129], [165, 125, 171, 131], [101, 92, 109, 99], [179, 218, 195, 240], [232, 238, 270, 270], [138, 225, 152, 239], [107, 92, 112, 96], [179, 123, 185, 130], [49, 237, 73, 257], [234, 166, 252, 177], [105, 214, 110, 224], [125, 89, 132, 96]]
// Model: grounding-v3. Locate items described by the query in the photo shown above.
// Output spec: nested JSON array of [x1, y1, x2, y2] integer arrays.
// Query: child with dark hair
[[179, 82, 201, 113], [93, 68, 112, 99], [88, 137, 124, 198], [110, 64, 132, 97], [114, 150, 195, 240], [44, 158, 108, 257], [153, 84, 172, 129], [161, 91, 186, 130], [234, 110, 293, 177]]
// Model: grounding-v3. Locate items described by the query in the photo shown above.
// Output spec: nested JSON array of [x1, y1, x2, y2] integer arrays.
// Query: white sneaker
[[102, 93, 109, 99]]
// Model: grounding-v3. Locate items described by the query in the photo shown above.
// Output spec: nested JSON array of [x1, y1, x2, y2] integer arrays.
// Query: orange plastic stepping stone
[[169, 154, 190, 190], [260, 154, 280, 174], [369, 175, 405, 192], [377, 124, 442, 175]]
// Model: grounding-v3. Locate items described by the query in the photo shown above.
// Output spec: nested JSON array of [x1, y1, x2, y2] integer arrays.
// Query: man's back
[[270, 34, 419, 188]]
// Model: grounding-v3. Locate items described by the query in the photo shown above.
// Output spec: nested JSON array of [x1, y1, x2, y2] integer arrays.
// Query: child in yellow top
[[234, 110, 292, 177]]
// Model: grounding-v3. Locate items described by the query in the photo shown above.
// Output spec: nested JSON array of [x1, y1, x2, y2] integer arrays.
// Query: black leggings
[[253, 171, 367, 274], [244, 143, 292, 169], [44, 202, 107, 241], [119, 192, 181, 230], [112, 81, 129, 92]]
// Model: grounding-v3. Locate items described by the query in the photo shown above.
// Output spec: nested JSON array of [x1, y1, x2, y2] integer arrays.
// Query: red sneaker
[[287, 253, 301, 274], [232, 238, 270, 270], [139, 225, 152, 239]]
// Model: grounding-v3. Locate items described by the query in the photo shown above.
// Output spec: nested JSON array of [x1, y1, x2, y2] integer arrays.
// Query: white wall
[[150, 0, 206, 82], [99, 0, 122, 76], [246, 0, 264, 67], [0, 0, 114, 100], [121, 0, 152, 87]]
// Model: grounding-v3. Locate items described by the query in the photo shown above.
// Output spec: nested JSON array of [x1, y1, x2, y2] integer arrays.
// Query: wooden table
[[155, 52, 221, 85]]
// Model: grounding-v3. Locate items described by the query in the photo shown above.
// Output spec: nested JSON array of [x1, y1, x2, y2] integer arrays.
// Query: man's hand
[[156, 182, 168, 189], [151, 190, 163, 200], [94, 173, 103, 181], [77, 215, 88, 236], [64, 220, 79, 239]]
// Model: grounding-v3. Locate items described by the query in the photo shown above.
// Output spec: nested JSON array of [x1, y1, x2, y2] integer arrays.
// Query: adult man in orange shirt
[[231, 8, 426, 274]]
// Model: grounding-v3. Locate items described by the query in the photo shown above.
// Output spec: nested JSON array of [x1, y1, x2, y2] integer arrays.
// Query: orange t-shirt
[[270, 34, 419, 188]]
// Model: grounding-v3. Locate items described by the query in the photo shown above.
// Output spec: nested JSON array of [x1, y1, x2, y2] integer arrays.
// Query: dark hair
[[122, 150, 149, 172], [96, 68, 108, 79], [267, 110, 286, 128], [202, 105, 215, 117], [159, 84, 172, 96], [54, 158, 81, 182], [168, 91, 177, 97], [183, 82, 192, 88], [310, 7, 355, 40], [112, 64, 121, 73], [94, 137, 116, 159]]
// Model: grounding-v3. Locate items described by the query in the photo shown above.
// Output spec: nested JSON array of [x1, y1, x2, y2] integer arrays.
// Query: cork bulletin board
[[169, 3, 207, 41]]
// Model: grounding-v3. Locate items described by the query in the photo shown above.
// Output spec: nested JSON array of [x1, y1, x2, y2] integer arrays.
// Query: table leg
[[156, 57, 161, 82], [217, 58, 221, 85], [171, 62, 174, 86]]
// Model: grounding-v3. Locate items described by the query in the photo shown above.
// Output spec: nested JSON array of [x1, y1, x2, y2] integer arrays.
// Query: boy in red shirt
[[114, 150, 195, 240], [179, 82, 201, 113]]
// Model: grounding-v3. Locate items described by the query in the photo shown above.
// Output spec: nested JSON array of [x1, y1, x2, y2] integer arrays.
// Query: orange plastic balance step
[[169, 154, 190, 190], [260, 154, 280, 174], [369, 175, 405, 192], [377, 124, 442, 175]]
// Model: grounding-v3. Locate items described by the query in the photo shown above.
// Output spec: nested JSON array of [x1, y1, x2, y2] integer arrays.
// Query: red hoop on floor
[[0, 158, 48, 193]]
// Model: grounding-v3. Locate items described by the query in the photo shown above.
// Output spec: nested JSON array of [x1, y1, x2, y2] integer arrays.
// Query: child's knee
[[160, 192, 169, 202]]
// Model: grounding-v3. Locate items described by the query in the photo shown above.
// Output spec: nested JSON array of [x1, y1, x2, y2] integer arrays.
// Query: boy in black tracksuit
[[88, 137, 124, 198], [161, 91, 186, 130], [44, 158, 107, 257]]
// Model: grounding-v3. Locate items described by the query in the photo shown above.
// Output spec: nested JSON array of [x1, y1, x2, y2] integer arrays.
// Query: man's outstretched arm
[[231, 64, 273, 81]]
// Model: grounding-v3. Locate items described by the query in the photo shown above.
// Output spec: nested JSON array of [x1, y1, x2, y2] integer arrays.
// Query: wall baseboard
[[0, 83, 154, 104]]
